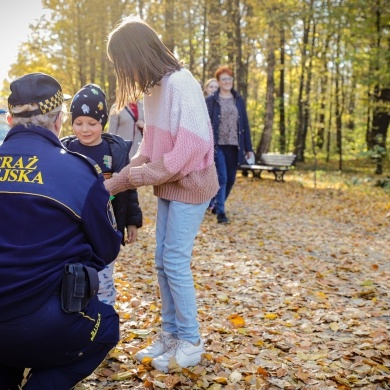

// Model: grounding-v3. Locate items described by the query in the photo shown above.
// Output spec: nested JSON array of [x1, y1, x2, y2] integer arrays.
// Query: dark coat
[[61, 133, 142, 244], [0, 125, 122, 321], [205, 88, 253, 165]]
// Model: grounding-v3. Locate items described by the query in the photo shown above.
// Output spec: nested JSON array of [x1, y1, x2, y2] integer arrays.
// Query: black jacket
[[61, 133, 142, 244], [205, 88, 253, 165]]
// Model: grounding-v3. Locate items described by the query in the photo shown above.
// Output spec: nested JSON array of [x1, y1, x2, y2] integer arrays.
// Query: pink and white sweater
[[105, 68, 219, 204]]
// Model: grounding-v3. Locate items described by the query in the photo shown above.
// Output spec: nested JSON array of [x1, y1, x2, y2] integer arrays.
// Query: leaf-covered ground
[[78, 169, 390, 389]]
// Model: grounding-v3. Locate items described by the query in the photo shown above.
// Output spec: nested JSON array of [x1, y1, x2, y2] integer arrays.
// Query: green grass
[[286, 157, 390, 194]]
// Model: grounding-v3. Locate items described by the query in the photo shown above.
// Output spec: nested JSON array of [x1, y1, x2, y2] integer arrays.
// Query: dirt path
[[79, 175, 390, 389]]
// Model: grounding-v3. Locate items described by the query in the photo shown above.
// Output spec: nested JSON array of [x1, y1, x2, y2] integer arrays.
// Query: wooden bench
[[239, 153, 296, 182]]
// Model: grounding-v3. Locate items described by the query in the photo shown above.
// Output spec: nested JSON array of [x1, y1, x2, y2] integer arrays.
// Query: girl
[[105, 16, 219, 373]]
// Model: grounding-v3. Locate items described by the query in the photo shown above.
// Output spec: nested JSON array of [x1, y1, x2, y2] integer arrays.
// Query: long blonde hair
[[107, 16, 181, 111]]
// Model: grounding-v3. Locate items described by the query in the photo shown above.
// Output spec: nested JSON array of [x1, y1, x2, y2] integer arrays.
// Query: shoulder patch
[[83, 155, 103, 176], [107, 200, 117, 230], [93, 163, 102, 175], [65, 149, 103, 178]]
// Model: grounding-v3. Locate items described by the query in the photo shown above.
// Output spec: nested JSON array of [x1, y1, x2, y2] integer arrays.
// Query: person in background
[[203, 78, 219, 97], [61, 83, 143, 306], [206, 65, 255, 224], [0, 73, 121, 389], [104, 16, 219, 373], [108, 100, 145, 160], [203, 77, 220, 212]]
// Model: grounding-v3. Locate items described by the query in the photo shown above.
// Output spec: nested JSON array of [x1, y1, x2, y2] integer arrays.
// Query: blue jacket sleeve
[[240, 98, 253, 152], [81, 177, 122, 266], [125, 189, 143, 228]]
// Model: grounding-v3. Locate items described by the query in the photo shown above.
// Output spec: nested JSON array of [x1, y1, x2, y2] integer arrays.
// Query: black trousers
[[0, 295, 119, 390]]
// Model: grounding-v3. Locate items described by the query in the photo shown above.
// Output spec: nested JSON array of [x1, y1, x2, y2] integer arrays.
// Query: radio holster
[[61, 263, 99, 313]]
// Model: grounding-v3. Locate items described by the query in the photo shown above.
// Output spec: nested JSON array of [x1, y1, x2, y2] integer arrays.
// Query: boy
[[62, 83, 143, 305]]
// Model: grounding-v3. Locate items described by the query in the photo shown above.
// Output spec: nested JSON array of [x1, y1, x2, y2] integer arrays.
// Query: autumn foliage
[[78, 169, 390, 389]]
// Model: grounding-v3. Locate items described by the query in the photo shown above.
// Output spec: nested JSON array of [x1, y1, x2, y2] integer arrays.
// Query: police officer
[[0, 73, 122, 389]]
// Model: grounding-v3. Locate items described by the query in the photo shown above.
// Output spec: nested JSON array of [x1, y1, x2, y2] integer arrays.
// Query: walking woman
[[206, 65, 254, 224], [104, 16, 219, 373]]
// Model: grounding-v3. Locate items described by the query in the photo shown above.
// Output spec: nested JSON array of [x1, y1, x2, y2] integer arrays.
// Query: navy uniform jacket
[[0, 125, 122, 321]]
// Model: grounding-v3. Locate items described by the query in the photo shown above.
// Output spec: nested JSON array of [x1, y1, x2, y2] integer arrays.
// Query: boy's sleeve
[[125, 189, 143, 228]]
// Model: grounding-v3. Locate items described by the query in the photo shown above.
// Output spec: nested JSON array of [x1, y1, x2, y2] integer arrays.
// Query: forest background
[[1, 1, 389, 387], [0, 0, 389, 174]]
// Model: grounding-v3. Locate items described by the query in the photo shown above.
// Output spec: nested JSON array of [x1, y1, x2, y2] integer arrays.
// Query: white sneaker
[[134, 331, 177, 362], [151, 339, 205, 373]]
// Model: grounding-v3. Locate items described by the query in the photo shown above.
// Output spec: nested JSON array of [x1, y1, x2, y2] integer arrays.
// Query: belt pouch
[[61, 263, 98, 313]]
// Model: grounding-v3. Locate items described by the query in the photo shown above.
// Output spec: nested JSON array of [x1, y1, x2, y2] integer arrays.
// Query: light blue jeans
[[155, 198, 209, 344]]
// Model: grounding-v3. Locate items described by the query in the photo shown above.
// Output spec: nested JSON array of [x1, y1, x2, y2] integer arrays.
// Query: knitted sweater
[[105, 68, 219, 204]]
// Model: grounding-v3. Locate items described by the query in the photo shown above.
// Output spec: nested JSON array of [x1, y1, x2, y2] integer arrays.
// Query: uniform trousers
[[0, 294, 119, 390]]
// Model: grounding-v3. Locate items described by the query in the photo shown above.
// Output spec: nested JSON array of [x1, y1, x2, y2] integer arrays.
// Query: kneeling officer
[[0, 73, 122, 389]]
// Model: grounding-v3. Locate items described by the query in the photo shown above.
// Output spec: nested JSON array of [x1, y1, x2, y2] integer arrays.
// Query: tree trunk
[[232, 0, 247, 100], [207, 0, 222, 76], [279, 26, 286, 153], [317, 33, 331, 149], [369, 1, 389, 174], [202, 2, 207, 82], [226, 0, 235, 66], [335, 31, 343, 171], [164, 0, 175, 52], [326, 80, 333, 164], [365, 91, 372, 148], [371, 87, 390, 174], [302, 18, 316, 161], [294, 3, 312, 162], [257, 35, 275, 156], [75, 3, 87, 87], [137, 0, 145, 19], [187, 9, 195, 73], [346, 73, 356, 134]]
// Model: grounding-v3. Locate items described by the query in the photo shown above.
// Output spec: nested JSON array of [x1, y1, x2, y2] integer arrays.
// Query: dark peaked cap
[[8, 72, 71, 118]]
